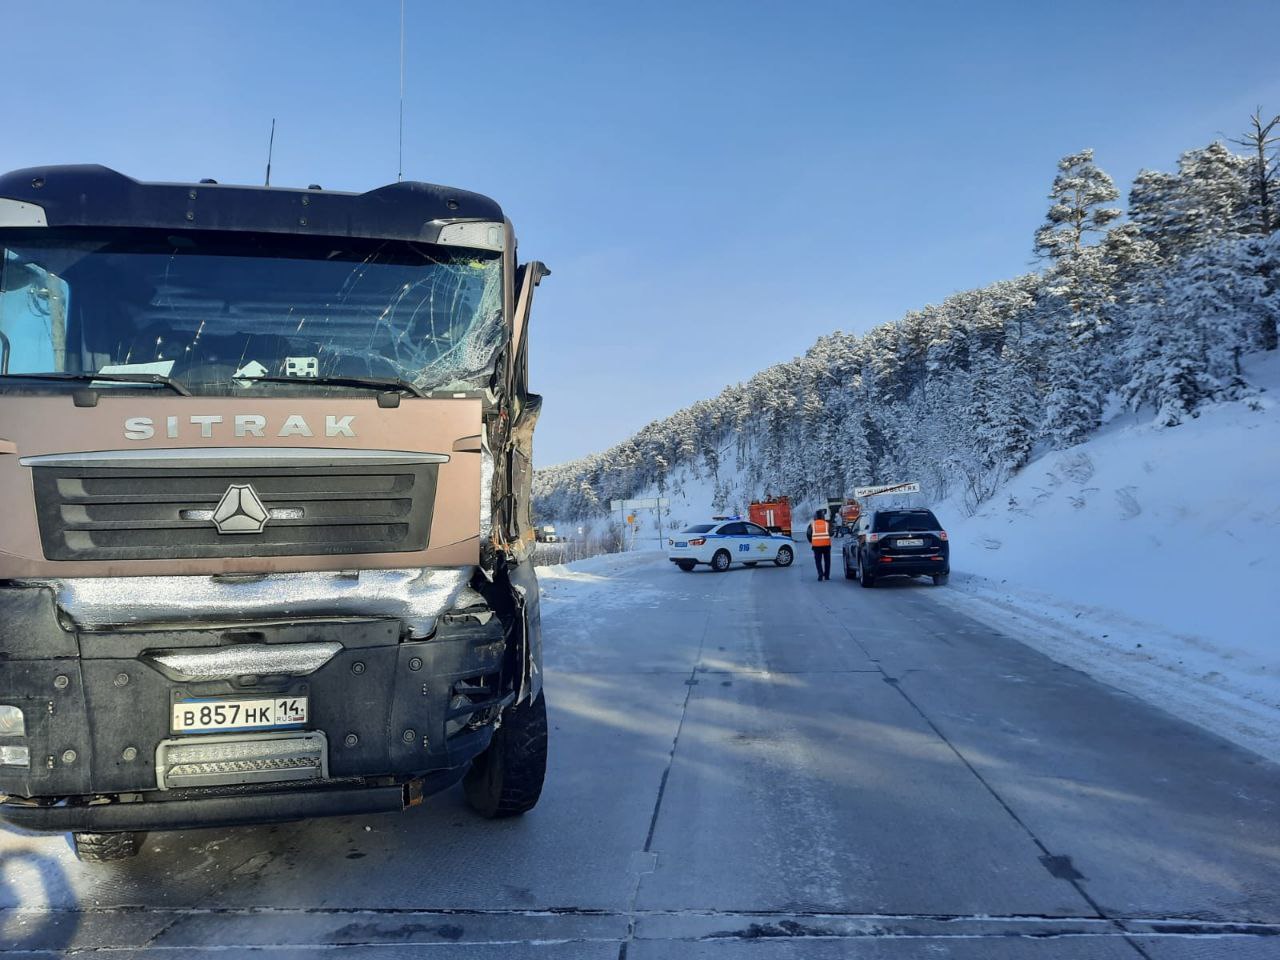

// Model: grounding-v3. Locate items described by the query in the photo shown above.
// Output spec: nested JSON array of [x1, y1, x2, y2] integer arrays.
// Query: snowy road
[[2, 551, 1279, 957]]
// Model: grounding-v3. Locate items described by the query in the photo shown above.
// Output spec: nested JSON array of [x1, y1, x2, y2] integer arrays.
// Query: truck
[[535, 524, 559, 543], [0, 165, 550, 859], [748, 496, 793, 539]]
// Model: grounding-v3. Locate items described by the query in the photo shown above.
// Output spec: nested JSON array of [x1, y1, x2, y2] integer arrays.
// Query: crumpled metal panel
[[34, 567, 474, 638], [480, 443, 495, 545], [152, 642, 342, 680]]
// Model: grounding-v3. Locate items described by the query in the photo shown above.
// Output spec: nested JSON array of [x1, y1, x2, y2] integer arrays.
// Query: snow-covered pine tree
[[1034, 149, 1122, 448], [1229, 109, 1280, 235], [1229, 110, 1280, 351]]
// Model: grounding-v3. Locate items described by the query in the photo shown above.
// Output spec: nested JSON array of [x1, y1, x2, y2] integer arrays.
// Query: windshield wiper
[[241, 374, 426, 398], [0, 372, 192, 396]]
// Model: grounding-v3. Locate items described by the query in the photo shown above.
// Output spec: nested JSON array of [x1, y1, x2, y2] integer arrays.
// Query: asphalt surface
[[2, 548, 1279, 958]]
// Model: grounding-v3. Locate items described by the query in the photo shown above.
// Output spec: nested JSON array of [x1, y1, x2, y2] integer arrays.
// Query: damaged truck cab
[[0, 166, 549, 860]]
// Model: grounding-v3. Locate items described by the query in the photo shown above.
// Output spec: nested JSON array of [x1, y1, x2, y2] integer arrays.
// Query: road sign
[[854, 481, 921, 498], [609, 498, 670, 510]]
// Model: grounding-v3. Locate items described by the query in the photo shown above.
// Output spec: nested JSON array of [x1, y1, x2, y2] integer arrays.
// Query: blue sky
[[5, 0, 1280, 464]]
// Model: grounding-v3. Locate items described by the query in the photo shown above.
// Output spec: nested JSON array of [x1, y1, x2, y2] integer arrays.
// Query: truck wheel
[[711, 550, 732, 572], [774, 546, 793, 567], [932, 573, 949, 586], [464, 691, 548, 818], [72, 831, 145, 862], [844, 554, 855, 579], [676, 560, 695, 572]]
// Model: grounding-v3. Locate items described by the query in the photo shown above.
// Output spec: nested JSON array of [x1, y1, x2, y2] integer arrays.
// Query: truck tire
[[72, 831, 145, 862], [859, 557, 875, 588], [464, 691, 548, 819], [711, 550, 732, 572], [774, 546, 793, 567], [676, 560, 695, 571], [843, 554, 855, 579]]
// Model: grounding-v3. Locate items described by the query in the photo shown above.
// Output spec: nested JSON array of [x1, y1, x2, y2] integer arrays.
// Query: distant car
[[843, 508, 949, 586], [668, 519, 795, 572]]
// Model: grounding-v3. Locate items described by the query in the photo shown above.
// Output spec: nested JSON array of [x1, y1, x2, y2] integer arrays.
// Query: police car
[[668, 517, 795, 572]]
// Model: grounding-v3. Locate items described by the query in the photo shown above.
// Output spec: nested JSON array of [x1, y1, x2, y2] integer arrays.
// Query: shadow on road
[[0, 849, 77, 952]]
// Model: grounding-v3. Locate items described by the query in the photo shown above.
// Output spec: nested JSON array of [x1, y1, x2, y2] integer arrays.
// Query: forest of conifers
[[534, 121, 1280, 523]]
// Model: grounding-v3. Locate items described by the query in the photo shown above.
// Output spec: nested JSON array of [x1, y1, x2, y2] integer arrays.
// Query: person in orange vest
[[806, 509, 832, 581]]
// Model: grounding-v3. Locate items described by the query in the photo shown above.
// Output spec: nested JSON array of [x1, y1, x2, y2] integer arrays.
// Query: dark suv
[[843, 508, 949, 587]]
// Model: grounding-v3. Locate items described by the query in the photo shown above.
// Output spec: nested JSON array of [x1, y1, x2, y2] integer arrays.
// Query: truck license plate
[[172, 697, 308, 734], [896, 538, 924, 547]]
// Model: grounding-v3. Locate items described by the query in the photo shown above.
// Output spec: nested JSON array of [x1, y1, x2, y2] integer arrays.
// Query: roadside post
[[610, 497, 672, 551]]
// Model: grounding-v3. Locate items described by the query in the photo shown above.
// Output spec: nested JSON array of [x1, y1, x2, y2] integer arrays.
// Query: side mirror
[[510, 261, 550, 371]]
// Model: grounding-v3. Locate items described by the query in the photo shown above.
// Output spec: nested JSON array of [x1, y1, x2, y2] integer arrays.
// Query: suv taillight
[[939, 531, 948, 540]]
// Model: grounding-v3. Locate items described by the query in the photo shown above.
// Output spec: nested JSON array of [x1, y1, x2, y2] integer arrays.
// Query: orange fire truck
[[748, 497, 793, 539]]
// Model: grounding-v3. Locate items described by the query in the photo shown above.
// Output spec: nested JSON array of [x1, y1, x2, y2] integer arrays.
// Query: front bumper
[[0, 582, 513, 833], [0, 768, 467, 833]]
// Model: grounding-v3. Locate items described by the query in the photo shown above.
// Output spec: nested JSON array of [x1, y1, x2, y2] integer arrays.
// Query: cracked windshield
[[0, 232, 503, 394]]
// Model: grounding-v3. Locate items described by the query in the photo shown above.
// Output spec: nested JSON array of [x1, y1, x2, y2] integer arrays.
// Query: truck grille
[[29, 450, 439, 561]]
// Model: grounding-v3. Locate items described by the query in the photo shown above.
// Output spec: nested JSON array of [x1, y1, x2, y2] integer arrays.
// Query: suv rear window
[[872, 511, 940, 533], [683, 524, 715, 534]]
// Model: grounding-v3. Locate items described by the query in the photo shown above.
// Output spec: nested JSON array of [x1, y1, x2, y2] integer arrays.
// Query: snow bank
[[937, 350, 1280, 762], [536, 549, 668, 582]]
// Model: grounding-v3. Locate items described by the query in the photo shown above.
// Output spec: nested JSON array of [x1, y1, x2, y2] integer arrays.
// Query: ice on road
[[1, 550, 1278, 958]]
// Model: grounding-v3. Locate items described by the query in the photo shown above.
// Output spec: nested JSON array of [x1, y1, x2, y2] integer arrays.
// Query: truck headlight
[[0, 706, 24, 737]]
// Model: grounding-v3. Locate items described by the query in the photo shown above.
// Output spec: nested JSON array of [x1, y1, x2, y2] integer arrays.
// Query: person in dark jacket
[[805, 509, 832, 581]]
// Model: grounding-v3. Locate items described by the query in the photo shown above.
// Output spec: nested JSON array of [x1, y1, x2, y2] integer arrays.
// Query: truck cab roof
[[0, 164, 505, 244]]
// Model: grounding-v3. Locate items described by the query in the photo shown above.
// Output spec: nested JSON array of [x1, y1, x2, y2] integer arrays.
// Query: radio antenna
[[398, 0, 405, 182], [265, 118, 276, 187]]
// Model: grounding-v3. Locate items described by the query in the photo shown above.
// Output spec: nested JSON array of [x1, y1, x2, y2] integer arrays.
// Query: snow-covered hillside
[[537, 144, 1280, 534], [933, 350, 1280, 761]]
